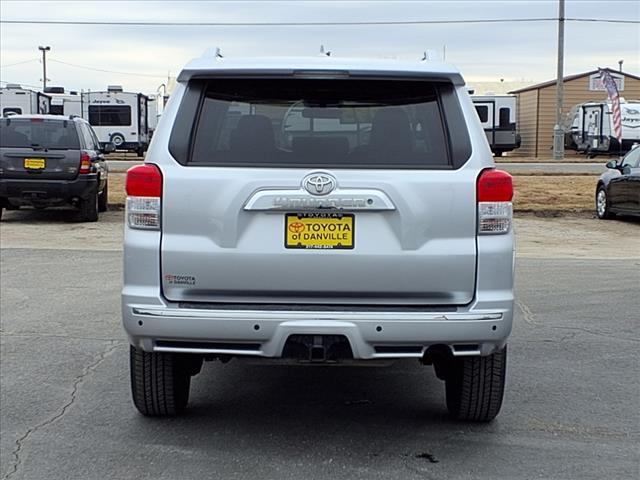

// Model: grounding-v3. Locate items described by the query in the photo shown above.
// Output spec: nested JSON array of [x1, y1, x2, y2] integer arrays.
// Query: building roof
[[508, 68, 640, 94]]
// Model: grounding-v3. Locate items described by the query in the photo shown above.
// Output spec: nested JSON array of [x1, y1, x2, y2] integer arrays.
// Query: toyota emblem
[[302, 173, 337, 196]]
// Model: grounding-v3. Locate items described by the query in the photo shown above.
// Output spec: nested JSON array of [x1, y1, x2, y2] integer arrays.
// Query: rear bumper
[[122, 190, 516, 360], [119, 142, 147, 152], [491, 136, 521, 153], [0, 174, 97, 207], [123, 301, 513, 359]]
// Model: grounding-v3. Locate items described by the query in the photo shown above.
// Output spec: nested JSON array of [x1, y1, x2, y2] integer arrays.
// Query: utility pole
[[38, 45, 51, 90], [553, 0, 565, 160]]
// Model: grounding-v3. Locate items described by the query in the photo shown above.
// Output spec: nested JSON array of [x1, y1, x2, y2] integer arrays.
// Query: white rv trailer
[[564, 99, 640, 156], [146, 94, 167, 138], [146, 94, 171, 139], [471, 94, 521, 156], [44, 87, 83, 117], [147, 95, 158, 134], [82, 86, 149, 156], [0, 84, 51, 116]]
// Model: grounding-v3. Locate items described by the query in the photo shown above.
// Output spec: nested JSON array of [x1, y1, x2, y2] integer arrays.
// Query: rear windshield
[[171, 78, 471, 169], [0, 118, 80, 150]]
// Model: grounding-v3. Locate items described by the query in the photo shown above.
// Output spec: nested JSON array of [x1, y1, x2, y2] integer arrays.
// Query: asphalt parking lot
[[1, 211, 639, 480]]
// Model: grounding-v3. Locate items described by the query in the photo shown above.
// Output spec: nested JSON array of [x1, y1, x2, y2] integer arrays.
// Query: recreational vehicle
[[147, 94, 166, 138], [471, 94, 521, 156], [0, 85, 50, 116], [147, 95, 158, 135], [44, 87, 83, 117], [82, 86, 149, 156], [564, 99, 640, 156]]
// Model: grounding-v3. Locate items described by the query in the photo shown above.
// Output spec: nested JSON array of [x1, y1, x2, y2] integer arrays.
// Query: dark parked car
[[596, 145, 640, 219], [0, 115, 114, 221]]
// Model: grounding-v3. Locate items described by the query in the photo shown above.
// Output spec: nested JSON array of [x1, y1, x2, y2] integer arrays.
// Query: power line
[[0, 17, 637, 26], [568, 17, 639, 24], [48, 59, 167, 79], [1, 18, 556, 26], [0, 59, 39, 68]]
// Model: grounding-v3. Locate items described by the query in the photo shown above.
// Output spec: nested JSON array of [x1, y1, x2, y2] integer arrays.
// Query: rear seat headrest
[[230, 115, 275, 151], [291, 136, 349, 160], [369, 107, 414, 152]]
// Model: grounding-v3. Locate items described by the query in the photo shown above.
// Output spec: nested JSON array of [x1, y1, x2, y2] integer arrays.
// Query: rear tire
[[130, 346, 194, 416], [445, 346, 507, 422], [596, 186, 615, 219], [77, 185, 99, 222], [98, 181, 108, 212], [110, 133, 125, 149]]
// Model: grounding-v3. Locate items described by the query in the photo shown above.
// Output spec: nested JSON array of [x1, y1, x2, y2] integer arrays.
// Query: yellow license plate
[[285, 213, 354, 249], [24, 158, 46, 169]]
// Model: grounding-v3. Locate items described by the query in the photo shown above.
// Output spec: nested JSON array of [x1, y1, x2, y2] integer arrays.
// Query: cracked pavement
[[2, 341, 120, 480], [1, 212, 639, 480]]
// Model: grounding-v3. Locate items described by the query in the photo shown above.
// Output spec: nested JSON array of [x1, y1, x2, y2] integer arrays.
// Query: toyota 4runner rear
[[122, 53, 515, 422]]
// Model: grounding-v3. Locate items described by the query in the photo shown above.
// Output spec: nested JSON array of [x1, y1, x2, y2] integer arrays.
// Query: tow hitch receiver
[[282, 335, 353, 362]]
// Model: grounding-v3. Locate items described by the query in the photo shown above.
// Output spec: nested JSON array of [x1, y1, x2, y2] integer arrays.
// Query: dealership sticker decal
[[165, 274, 196, 286]]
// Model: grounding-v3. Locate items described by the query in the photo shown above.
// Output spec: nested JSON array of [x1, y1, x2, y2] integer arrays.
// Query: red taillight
[[477, 169, 513, 202], [126, 164, 162, 230], [126, 164, 162, 197], [79, 151, 91, 174], [477, 169, 513, 235]]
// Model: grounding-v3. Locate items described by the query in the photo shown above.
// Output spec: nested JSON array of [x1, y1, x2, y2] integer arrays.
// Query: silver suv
[[122, 53, 515, 422]]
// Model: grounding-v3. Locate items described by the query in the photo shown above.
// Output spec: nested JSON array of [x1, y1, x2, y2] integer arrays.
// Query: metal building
[[509, 68, 640, 157]]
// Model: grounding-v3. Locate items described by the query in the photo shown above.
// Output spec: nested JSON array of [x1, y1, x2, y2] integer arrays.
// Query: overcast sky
[[0, 0, 638, 94]]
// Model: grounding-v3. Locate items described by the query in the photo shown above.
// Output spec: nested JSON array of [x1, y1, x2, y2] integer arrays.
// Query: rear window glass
[[88, 105, 131, 126], [49, 104, 64, 115], [184, 79, 455, 168], [499, 107, 510, 127], [0, 118, 80, 149], [475, 105, 488, 123]]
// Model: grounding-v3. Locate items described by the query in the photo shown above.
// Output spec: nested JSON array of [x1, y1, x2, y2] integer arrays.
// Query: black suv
[[0, 115, 113, 221]]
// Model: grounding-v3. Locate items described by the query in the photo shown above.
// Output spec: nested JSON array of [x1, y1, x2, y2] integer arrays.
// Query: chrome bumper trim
[[132, 307, 502, 322]]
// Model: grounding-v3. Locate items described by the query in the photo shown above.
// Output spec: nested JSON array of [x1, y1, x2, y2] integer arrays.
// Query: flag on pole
[[599, 68, 622, 143]]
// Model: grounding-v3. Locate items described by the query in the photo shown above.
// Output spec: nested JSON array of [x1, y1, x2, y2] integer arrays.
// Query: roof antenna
[[203, 47, 224, 59], [319, 45, 331, 57], [421, 50, 435, 61]]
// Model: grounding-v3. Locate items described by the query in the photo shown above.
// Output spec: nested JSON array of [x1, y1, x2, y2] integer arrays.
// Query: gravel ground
[[1, 210, 638, 258]]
